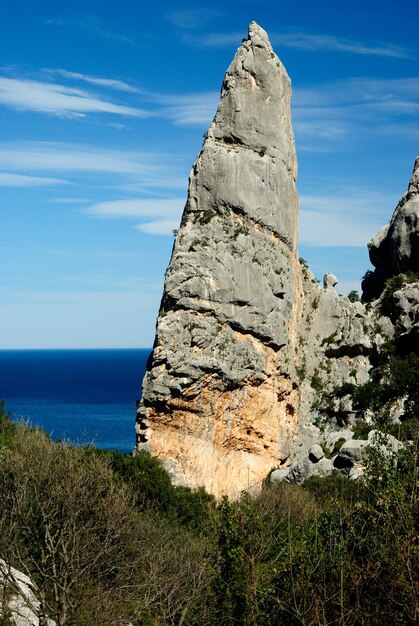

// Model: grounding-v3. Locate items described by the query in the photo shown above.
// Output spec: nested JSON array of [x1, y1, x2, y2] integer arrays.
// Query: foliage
[[331, 437, 346, 454], [97, 448, 216, 532], [0, 405, 417, 625], [347, 289, 360, 302], [384, 271, 419, 297], [197, 209, 216, 225], [310, 369, 323, 391], [352, 419, 374, 440], [0, 415, 213, 625], [321, 328, 339, 347], [0, 400, 16, 450]]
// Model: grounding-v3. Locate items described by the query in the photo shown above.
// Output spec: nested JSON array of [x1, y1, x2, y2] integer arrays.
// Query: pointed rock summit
[[136, 23, 303, 498]]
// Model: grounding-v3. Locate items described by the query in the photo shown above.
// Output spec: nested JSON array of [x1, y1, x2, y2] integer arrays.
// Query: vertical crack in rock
[[136, 22, 303, 498]]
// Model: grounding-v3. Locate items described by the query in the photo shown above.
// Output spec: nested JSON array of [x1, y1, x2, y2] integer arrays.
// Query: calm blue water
[[0, 349, 150, 452]]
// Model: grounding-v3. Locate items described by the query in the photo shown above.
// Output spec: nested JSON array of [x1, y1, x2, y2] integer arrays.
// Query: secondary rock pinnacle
[[363, 155, 419, 299]]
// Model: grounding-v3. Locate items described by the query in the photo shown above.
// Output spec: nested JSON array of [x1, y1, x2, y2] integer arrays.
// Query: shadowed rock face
[[363, 156, 419, 300], [136, 22, 303, 498]]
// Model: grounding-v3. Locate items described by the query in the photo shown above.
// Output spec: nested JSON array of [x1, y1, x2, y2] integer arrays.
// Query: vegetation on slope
[[0, 400, 417, 626]]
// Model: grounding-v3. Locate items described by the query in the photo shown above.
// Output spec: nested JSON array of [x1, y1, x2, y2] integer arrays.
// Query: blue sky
[[1, 0, 418, 348]]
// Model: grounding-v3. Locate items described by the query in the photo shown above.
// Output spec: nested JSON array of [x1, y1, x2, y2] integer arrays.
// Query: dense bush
[[0, 410, 213, 625], [0, 403, 417, 625], [99, 448, 216, 532]]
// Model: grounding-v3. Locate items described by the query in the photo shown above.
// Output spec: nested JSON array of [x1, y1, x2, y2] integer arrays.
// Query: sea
[[0, 349, 150, 453]]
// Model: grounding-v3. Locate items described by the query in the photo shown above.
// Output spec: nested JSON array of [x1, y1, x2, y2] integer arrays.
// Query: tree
[[347, 290, 359, 302], [0, 424, 141, 625], [0, 418, 214, 625]]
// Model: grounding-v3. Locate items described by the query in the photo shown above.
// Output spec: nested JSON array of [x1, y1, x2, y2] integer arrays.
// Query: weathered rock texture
[[363, 157, 419, 300], [0, 560, 56, 626], [137, 22, 418, 498], [137, 22, 303, 498]]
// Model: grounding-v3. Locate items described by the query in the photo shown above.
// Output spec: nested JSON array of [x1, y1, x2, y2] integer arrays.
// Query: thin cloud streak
[[45, 16, 134, 45], [299, 210, 382, 247], [189, 29, 410, 58], [156, 92, 218, 126], [299, 191, 396, 216], [136, 219, 180, 235], [85, 197, 185, 236], [292, 77, 419, 151], [44, 69, 140, 93], [0, 172, 67, 187], [0, 141, 187, 194], [272, 32, 410, 58], [0, 77, 148, 118], [85, 198, 185, 218], [0, 142, 159, 176], [298, 188, 399, 247], [167, 8, 222, 30]]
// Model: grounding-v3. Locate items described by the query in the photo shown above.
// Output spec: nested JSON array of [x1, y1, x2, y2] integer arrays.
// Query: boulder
[[323, 273, 338, 288], [308, 444, 324, 463], [337, 438, 369, 463], [286, 453, 333, 483], [269, 468, 289, 483], [326, 430, 353, 450], [348, 466, 364, 480]]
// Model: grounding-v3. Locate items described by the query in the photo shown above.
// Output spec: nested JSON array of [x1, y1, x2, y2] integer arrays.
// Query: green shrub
[[331, 437, 346, 454], [0, 401, 16, 450], [310, 369, 323, 391], [97, 448, 216, 532], [352, 419, 373, 439], [348, 290, 360, 302]]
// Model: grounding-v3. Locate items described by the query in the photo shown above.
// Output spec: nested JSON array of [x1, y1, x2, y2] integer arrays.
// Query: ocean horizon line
[[0, 347, 152, 352]]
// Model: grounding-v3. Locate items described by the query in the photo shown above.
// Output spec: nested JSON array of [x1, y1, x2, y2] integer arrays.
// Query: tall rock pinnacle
[[136, 23, 302, 498]]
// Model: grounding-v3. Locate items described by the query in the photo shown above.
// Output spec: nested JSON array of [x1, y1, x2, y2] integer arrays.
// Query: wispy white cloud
[[45, 16, 134, 45], [167, 8, 221, 30], [85, 198, 184, 236], [0, 76, 147, 118], [91, 199, 184, 236], [298, 190, 397, 247], [189, 29, 410, 59], [0, 172, 67, 187], [0, 141, 188, 197], [299, 209, 382, 247], [44, 69, 140, 93], [0, 67, 218, 127], [85, 198, 184, 218], [136, 219, 180, 236], [273, 32, 410, 59], [299, 191, 395, 216], [0, 142, 157, 177], [50, 197, 90, 204], [155, 92, 218, 126], [293, 77, 419, 151], [184, 32, 241, 48]]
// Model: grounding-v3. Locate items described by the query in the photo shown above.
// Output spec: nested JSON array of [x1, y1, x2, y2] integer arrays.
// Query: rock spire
[[363, 156, 419, 300], [136, 22, 302, 498]]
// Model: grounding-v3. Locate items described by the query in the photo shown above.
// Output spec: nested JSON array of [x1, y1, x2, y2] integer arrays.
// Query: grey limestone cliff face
[[136, 23, 303, 498], [136, 22, 418, 498]]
